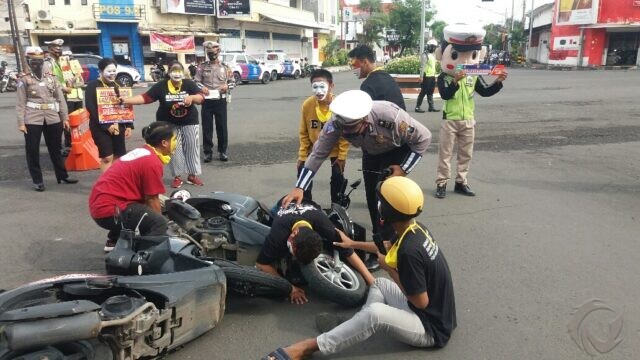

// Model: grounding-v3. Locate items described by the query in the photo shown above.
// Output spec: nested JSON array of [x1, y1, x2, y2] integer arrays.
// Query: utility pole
[[527, 0, 534, 62], [419, 0, 426, 54], [7, 0, 24, 72]]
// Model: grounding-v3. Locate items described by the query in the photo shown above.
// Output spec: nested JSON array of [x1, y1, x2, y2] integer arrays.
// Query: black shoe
[[57, 177, 78, 184], [454, 182, 476, 196], [316, 313, 349, 333], [435, 184, 446, 199], [364, 256, 380, 271], [219, 153, 228, 162], [415, 107, 426, 113], [104, 239, 117, 252], [33, 183, 45, 192], [428, 108, 440, 112], [203, 153, 213, 163]]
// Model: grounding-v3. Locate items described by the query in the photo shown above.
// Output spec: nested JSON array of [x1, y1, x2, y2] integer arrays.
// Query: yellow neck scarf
[[168, 80, 182, 95], [314, 99, 332, 123], [385, 221, 421, 269]]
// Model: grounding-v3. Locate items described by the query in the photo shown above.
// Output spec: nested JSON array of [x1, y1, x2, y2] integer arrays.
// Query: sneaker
[[219, 152, 229, 162], [186, 175, 204, 186], [171, 176, 184, 188], [203, 153, 213, 163], [428, 108, 440, 112], [435, 184, 447, 199], [104, 239, 116, 252], [454, 182, 476, 196], [364, 256, 380, 271], [316, 313, 349, 333], [415, 107, 426, 113]]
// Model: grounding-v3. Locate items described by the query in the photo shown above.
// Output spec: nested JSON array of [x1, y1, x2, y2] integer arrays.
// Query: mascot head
[[436, 23, 487, 76]]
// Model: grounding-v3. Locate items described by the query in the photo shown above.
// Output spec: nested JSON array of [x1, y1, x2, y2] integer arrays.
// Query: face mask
[[311, 81, 329, 101], [28, 59, 43, 77], [102, 65, 117, 82], [352, 67, 361, 78], [207, 52, 218, 61], [170, 71, 184, 81]]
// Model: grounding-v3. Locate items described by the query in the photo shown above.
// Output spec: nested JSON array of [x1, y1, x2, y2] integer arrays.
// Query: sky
[[418, 0, 553, 27]]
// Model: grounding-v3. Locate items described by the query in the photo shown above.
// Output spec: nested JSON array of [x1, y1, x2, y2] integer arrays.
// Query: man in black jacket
[[348, 44, 405, 110]]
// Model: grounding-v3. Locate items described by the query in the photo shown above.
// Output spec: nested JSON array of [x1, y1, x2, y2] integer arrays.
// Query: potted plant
[[384, 55, 422, 98]]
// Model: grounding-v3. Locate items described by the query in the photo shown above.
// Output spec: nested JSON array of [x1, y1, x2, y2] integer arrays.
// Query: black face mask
[[28, 60, 43, 78], [207, 52, 218, 61]]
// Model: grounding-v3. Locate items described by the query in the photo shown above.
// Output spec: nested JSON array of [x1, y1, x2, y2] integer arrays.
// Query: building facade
[[1, 0, 338, 79], [529, 0, 640, 67]]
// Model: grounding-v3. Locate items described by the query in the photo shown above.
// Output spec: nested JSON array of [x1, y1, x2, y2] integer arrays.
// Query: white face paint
[[311, 81, 329, 101], [102, 64, 117, 82], [169, 71, 184, 81]]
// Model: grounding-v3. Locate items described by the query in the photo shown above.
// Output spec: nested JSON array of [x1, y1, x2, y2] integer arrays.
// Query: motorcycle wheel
[[213, 261, 291, 298], [0, 339, 114, 360], [301, 253, 367, 307]]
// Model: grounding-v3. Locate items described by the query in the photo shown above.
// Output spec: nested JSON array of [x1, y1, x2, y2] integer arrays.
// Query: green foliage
[[430, 20, 447, 42], [322, 39, 341, 59], [384, 55, 420, 74], [389, 0, 436, 55], [322, 49, 350, 67], [360, 12, 389, 47]]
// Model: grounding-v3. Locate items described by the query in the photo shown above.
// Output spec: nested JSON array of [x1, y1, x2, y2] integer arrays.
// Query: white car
[[262, 50, 301, 79], [221, 52, 272, 85], [74, 53, 141, 87]]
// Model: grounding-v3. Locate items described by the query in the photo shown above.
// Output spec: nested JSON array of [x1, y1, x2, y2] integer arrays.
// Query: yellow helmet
[[376, 176, 424, 223]]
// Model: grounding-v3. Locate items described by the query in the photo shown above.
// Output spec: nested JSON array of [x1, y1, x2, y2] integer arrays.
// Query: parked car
[[73, 53, 141, 86], [263, 50, 301, 79], [221, 52, 271, 85]]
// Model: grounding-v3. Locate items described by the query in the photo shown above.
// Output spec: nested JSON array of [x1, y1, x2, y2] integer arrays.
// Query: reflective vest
[[423, 53, 436, 77], [442, 74, 477, 121]]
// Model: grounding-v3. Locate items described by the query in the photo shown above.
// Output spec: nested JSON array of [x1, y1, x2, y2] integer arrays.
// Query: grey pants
[[316, 278, 434, 354], [170, 124, 202, 177]]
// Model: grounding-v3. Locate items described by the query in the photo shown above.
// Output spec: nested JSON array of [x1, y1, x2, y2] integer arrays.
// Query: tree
[[388, 0, 435, 56], [430, 20, 447, 42], [357, 0, 389, 48]]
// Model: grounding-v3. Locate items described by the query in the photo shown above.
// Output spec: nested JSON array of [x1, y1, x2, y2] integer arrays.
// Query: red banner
[[150, 32, 195, 53], [634, 0, 640, 6]]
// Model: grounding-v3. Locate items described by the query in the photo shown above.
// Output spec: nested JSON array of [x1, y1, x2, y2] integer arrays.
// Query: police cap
[[44, 39, 64, 47], [329, 90, 373, 127], [203, 41, 220, 50], [443, 24, 485, 51]]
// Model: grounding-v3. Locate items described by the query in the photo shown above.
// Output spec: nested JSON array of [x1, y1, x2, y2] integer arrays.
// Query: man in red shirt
[[89, 121, 176, 251]]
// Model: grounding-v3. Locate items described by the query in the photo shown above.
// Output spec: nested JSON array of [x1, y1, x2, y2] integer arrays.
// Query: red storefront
[[549, 0, 640, 67]]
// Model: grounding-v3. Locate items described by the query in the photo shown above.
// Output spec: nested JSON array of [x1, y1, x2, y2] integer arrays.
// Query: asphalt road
[[0, 69, 639, 359]]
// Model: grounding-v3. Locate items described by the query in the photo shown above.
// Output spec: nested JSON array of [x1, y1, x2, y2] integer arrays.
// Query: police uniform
[[297, 97, 432, 235], [195, 41, 230, 161], [16, 68, 71, 187], [416, 40, 439, 112], [435, 25, 504, 197]]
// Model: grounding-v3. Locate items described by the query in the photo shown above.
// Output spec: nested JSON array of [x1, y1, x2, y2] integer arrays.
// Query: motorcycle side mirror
[[351, 179, 362, 189]]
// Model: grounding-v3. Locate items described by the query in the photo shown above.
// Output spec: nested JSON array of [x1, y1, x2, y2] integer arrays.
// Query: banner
[[150, 32, 196, 53], [97, 88, 134, 124], [217, 0, 250, 17], [162, 0, 216, 15], [557, 0, 598, 25], [98, 0, 140, 20]]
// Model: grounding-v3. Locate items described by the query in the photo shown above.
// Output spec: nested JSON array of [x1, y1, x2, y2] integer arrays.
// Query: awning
[[138, 29, 219, 37], [259, 13, 329, 30], [580, 23, 640, 30], [31, 29, 101, 35]]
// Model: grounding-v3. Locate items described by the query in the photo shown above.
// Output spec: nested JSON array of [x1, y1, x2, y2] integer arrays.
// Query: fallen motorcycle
[[163, 179, 369, 307], [0, 250, 226, 359]]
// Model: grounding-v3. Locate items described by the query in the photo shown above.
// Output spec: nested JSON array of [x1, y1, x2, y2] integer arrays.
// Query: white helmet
[[427, 39, 438, 46], [329, 90, 373, 128]]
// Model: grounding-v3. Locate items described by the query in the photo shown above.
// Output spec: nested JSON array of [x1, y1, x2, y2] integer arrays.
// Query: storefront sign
[[162, 0, 216, 15], [97, 88, 134, 124], [150, 32, 196, 53], [557, 0, 598, 25], [98, 0, 140, 20], [217, 0, 251, 17]]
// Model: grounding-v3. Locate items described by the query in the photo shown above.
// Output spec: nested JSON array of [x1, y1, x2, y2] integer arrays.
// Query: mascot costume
[[434, 23, 508, 199]]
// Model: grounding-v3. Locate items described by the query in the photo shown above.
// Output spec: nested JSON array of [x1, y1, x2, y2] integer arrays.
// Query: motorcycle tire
[[0, 339, 114, 360], [301, 253, 367, 307], [214, 262, 291, 298]]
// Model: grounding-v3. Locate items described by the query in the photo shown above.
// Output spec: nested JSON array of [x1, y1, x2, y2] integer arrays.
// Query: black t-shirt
[[360, 70, 406, 110], [144, 79, 202, 126], [397, 222, 456, 348], [256, 199, 354, 265]]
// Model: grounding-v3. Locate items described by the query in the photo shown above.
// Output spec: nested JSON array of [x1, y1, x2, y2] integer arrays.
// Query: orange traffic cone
[[65, 109, 101, 171]]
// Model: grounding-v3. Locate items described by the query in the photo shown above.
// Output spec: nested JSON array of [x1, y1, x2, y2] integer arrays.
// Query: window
[[247, 56, 259, 65], [48, 0, 55, 5], [222, 54, 235, 63], [236, 55, 247, 64], [81, 0, 87, 5], [64, 0, 70, 5]]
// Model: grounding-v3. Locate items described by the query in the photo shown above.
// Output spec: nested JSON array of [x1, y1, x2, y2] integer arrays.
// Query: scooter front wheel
[[301, 253, 367, 307]]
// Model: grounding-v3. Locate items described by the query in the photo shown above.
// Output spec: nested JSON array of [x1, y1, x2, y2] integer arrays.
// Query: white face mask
[[170, 71, 184, 81], [102, 65, 117, 82], [352, 67, 361, 78], [311, 81, 329, 101]]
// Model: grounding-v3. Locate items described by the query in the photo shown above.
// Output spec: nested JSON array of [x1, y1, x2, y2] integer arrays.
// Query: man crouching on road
[[255, 197, 375, 304], [262, 177, 456, 359]]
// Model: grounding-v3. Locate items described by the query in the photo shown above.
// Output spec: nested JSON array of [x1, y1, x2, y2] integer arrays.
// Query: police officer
[[195, 41, 230, 163], [42, 39, 77, 155], [415, 39, 439, 113], [16, 46, 78, 192], [281, 90, 432, 268]]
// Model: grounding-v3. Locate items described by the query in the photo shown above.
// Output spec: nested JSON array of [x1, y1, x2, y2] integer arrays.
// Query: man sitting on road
[[255, 197, 375, 304], [263, 176, 457, 360]]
